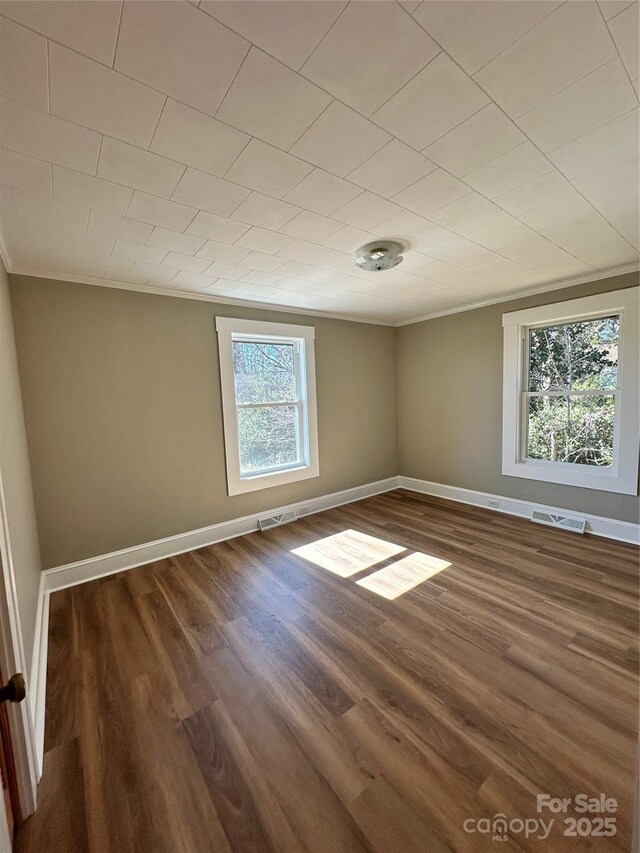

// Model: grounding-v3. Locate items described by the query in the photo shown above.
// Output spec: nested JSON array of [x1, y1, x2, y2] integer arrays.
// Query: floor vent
[[258, 510, 298, 532], [531, 510, 586, 534]]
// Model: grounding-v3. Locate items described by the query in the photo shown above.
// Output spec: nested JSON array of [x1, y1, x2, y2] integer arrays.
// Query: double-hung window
[[502, 287, 639, 494], [216, 317, 319, 495]]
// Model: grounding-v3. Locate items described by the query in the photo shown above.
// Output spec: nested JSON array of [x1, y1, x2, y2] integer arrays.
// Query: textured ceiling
[[0, 0, 638, 324]]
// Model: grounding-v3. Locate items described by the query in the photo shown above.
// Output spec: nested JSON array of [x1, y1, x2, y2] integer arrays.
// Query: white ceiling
[[0, 0, 638, 324]]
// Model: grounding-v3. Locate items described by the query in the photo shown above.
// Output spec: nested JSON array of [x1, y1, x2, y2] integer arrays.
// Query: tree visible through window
[[232, 340, 303, 475], [525, 315, 619, 467], [502, 288, 637, 495], [217, 317, 319, 496]]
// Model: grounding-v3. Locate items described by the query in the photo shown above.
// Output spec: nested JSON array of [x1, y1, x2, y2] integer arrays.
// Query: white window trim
[[216, 317, 319, 496], [502, 287, 639, 495]]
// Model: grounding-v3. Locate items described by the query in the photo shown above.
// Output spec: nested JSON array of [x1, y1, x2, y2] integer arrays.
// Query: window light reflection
[[356, 552, 450, 599], [291, 529, 405, 578]]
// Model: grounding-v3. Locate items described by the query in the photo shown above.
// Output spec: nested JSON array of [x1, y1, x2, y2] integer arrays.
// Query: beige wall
[[397, 272, 640, 524], [7, 269, 640, 571], [0, 261, 41, 675], [9, 276, 399, 568]]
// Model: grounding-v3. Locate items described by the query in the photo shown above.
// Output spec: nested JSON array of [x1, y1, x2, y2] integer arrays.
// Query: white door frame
[[0, 467, 40, 830]]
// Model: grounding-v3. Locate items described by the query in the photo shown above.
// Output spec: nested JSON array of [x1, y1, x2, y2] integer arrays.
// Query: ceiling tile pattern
[[0, 0, 637, 324], [474, 1, 617, 116], [394, 169, 471, 216], [374, 52, 491, 149], [515, 58, 637, 152], [215, 47, 332, 150], [114, 1, 249, 116], [300, 0, 440, 116], [225, 139, 313, 199], [347, 139, 437, 198], [607, 1, 639, 80], [412, 0, 563, 76], [0, 147, 51, 196], [282, 168, 362, 216], [149, 99, 250, 178], [53, 166, 133, 216], [126, 191, 196, 231], [96, 137, 184, 197], [0, 0, 122, 66], [290, 101, 391, 176], [461, 142, 553, 198], [49, 42, 165, 148], [423, 104, 526, 177], [0, 15, 48, 111], [199, 0, 346, 72], [171, 167, 248, 216], [147, 227, 205, 257], [1, 95, 100, 173]]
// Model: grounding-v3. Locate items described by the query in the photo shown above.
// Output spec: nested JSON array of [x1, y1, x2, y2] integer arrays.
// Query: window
[[216, 317, 319, 495], [526, 315, 619, 467], [502, 288, 639, 494]]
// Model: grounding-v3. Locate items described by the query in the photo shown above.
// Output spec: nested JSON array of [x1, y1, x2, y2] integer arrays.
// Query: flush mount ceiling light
[[354, 240, 404, 271]]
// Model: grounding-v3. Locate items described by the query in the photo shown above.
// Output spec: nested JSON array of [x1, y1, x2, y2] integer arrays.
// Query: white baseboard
[[43, 476, 400, 593], [399, 476, 640, 545], [31, 473, 638, 776], [31, 476, 399, 769]]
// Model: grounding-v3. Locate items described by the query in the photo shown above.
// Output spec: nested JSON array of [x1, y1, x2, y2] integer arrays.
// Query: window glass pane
[[232, 341, 296, 404], [528, 315, 619, 392], [237, 405, 300, 473], [527, 394, 614, 467]]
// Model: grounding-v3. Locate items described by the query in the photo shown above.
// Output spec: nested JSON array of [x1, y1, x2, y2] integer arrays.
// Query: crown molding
[[0, 231, 12, 275], [394, 263, 640, 326], [8, 266, 394, 326], [7, 261, 639, 329]]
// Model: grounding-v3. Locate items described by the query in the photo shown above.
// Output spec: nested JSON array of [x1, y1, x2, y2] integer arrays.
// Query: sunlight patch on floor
[[291, 529, 405, 577], [356, 552, 451, 599]]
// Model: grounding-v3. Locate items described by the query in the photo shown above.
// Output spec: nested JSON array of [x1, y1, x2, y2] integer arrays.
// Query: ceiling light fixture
[[354, 240, 404, 272]]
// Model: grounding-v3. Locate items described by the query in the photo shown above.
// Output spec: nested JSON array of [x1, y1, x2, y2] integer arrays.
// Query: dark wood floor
[[17, 490, 639, 852]]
